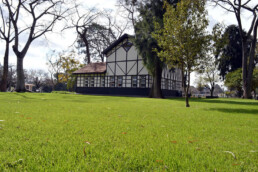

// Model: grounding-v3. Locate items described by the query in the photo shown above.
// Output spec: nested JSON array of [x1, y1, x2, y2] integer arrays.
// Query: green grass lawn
[[0, 93, 257, 171]]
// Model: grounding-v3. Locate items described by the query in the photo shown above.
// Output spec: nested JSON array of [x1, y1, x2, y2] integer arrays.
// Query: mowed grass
[[0, 93, 257, 171]]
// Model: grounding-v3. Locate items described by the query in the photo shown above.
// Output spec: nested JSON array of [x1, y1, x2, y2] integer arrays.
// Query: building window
[[122, 42, 133, 52], [131, 76, 137, 88], [140, 76, 146, 88], [110, 76, 115, 87], [101, 77, 105, 87], [77, 76, 84, 87], [76, 77, 80, 87], [90, 77, 94, 87], [117, 76, 123, 88], [165, 79, 169, 90], [85, 77, 89, 87]]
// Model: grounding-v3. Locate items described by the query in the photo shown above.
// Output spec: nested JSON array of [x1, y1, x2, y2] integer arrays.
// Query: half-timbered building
[[73, 34, 182, 97]]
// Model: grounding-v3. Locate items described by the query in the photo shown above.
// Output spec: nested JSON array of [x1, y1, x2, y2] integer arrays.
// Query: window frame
[[117, 76, 123, 88], [110, 76, 115, 87], [90, 77, 94, 87], [85, 77, 89, 87], [139, 75, 146, 88], [131, 76, 137, 88]]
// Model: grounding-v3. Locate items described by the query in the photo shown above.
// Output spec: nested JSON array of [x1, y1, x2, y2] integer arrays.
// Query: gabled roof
[[73, 62, 106, 74], [102, 34, 134, 55]]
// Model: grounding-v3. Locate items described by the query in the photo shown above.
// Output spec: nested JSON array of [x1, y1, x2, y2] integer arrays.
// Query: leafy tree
[[225, 68, 243, 97], [212, 0, 258, 99], [153, 0, 209, 107], [198, 24, 224, 97], [134, 0, 178, 98], [225, 68, 258, 98], [194, 76, 206, 92], [57, 51, 83, 91], [216, 25, 248, 79], [252, 68, 258, 98]]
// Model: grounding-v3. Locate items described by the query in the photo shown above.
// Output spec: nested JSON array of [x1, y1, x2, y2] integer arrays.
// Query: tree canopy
[[134, 0, 179, 98], [153, 0, 209, 107]]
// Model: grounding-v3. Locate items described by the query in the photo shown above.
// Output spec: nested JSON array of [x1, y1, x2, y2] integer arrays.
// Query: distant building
[[73, 34, 182, 97], [190, 84, 224, 97], [25, 84, 35, 92]]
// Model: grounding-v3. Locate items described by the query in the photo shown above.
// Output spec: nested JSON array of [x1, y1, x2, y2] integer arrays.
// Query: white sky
[[0, 0, 255, 86]]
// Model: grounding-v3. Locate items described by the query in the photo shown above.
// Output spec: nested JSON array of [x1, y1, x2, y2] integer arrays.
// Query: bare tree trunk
[[85, 39, 91, 64], [149, 62, 163, 98], [0, 42, 9, 92], [210, 86, 214, 97], [16, 57, 26, 92], [241, 21, 257, 99], [210, 82, 215, 97], [81, 35, 91, 64], [245, 23, 257, 99], [242, 39, 251, 98]]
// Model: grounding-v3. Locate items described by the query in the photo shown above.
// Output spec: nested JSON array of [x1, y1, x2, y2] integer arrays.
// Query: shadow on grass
[[209, 108, 258, 115], [14, 93, 35, 99], [168, 98, 258, 106]]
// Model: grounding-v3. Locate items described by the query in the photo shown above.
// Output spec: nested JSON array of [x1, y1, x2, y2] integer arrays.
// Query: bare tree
[[0, 4, 11, 92], [211, 0, 258, 98], [104, 10, 130, 39], [46, 50, 63, 90], [3, 0, 70, 92], [25, 69, 48, 90], [66, 3, 102, 64], [0, 3, 15, 92], [116, 0, 139, 33], [77, 22, 117, 62], [66, 3, 130, 64]]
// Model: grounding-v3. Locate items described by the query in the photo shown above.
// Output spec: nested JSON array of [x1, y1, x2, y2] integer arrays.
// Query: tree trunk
[[210, 85, 214, 97], [82, 36, 91, 64], [181, 69, 190, 107], [0, 42, 9, 92], [149, 62, 163, 98], [241, 21, 257, 99], [16, 57, 26, 92], [185, 71, 190, 107], [245, 22, 257, 99]]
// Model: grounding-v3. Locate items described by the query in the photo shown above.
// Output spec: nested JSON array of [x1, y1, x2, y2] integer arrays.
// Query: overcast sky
[[0, 0, 255, 85]]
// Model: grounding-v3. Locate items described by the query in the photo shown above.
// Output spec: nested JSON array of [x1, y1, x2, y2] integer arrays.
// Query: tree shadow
[[14, 93, 35, 99], [209, 108, 258, 115], [168, 98, 258, 106]]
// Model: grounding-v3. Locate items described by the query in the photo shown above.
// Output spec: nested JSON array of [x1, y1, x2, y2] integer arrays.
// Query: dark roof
[[73, 62, 106, 74], [102, 34, 134, 55]]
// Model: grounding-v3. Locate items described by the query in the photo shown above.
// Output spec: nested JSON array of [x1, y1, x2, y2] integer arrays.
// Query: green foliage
[[225, 68, 258, 97], [253, 68, 258, 92], [197, 23, 224, 96], [153, 0, 208, 70], [0, 93, 257, 171], [133, 0, 179, 97], [216, 25, 248, 79], [134, 0, 167, 76], [57, 51, 83, 91], [153, 0, 209, 105], [225, 68, 243, 97]]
